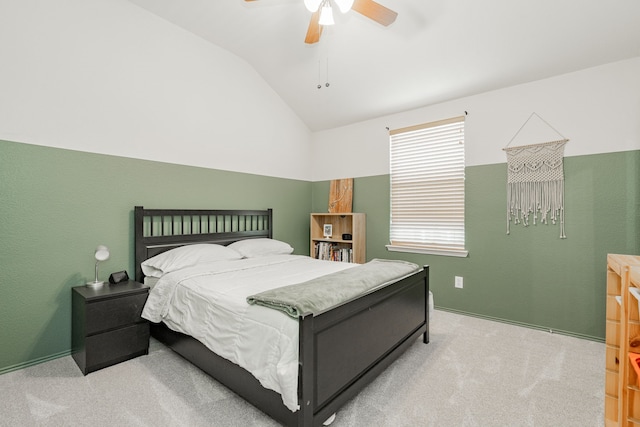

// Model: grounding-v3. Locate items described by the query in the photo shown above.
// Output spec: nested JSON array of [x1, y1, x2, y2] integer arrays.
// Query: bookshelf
[[605, 254, 640, 426], [310, 213, 365, 264]]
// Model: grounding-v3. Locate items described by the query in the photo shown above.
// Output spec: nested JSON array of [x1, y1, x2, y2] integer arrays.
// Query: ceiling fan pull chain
[[326, 57, 330, 87], [317, 57, 330, 89]]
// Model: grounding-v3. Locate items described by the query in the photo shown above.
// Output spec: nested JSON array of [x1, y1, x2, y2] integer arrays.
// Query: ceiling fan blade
[[352, 0, 397, 26], [304, 10, 323, 44]]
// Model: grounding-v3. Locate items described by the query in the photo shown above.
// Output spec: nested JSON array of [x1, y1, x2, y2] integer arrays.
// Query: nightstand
[[72, 280, 150, 375]]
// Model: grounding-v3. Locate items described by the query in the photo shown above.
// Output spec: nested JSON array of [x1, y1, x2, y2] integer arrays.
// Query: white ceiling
[[127, 0, 640, 132]]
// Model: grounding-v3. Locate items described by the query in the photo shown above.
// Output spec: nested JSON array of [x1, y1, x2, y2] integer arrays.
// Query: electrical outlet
[[455, 276, 463, 289]]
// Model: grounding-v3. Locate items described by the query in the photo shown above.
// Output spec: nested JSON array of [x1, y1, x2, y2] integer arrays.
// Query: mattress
[[141, 254, 356, 411], [143, 276, 159, 288]]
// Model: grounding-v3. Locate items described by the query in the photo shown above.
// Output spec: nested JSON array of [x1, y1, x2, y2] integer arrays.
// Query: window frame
[[386, 116, 468, 258]]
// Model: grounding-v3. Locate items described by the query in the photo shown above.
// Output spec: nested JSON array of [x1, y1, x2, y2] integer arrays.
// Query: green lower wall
[[0, 139, 311, 373], [1, 139, 637, 373], [312, 150, 640, 340]]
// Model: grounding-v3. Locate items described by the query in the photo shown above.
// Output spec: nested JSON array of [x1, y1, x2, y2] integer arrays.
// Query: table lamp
[[87, 245, 110, 287]]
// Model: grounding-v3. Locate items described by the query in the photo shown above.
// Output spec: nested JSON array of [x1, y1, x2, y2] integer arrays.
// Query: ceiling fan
[[245, 0, 398, 44]]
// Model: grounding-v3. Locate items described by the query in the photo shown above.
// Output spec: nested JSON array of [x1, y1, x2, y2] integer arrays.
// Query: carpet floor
[[0, 309, 604, 426]]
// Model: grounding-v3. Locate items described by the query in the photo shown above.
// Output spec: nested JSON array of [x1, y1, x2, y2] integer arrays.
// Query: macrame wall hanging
[[503, 113, 569, 239]]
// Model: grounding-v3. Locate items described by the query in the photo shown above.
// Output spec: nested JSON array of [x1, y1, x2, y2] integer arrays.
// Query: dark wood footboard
[[298, 266, 428, 426]]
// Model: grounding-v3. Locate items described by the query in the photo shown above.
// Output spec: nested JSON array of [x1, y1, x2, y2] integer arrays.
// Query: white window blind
[[387, 116, 467, 257]]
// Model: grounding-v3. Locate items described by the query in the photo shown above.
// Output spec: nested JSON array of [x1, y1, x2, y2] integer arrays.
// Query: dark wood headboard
[[134, 206, 273, 282]]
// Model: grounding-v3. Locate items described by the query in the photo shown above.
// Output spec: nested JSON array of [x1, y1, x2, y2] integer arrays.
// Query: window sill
[[386, 245, 468, 258]]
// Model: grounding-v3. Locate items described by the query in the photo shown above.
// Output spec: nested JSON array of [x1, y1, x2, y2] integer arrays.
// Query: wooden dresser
[[605, 254, 640, 426]]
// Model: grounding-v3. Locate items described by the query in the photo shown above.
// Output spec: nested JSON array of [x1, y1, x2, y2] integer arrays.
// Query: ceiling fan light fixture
[[333, 0, 354, 13], [318, 2, 335, 26], [304, 0, 323, 12]]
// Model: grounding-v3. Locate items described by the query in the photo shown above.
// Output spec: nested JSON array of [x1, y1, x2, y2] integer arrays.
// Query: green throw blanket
[[246, 259, 422, 318]]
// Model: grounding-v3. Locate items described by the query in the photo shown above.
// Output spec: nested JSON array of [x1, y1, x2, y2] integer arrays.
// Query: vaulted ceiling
[[128, 0, 640, 131]]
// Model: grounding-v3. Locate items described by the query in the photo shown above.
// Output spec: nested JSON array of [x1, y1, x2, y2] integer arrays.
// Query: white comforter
[[141, 255, 356, 411]]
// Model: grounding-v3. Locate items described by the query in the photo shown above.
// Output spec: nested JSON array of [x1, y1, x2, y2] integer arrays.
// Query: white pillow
[[227, 238, 294, 258], [141, 244, 243, 277]]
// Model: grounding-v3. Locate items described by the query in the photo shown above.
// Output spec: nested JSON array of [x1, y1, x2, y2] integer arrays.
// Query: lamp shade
[[334, 0, 354, 13], [95, 245, 110, 262], [304, 0, 322, 12], [319, 3, 335, 25]]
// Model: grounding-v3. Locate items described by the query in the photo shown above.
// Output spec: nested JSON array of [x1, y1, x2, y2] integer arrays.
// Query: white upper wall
[[1, 1, 637, 183], [311, 58, 640, 181], [0, 0, 312, 181]]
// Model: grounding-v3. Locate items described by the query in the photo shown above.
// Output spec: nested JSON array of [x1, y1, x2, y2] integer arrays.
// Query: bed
[[134, 206, 429, 427]]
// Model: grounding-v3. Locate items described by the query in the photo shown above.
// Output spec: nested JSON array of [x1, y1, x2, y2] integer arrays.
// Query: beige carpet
[[0, 310, 604, 426]]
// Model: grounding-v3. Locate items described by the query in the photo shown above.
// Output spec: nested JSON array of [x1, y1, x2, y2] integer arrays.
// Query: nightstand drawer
[[85, 293, 148, 335], [84, 323, 150, 373]]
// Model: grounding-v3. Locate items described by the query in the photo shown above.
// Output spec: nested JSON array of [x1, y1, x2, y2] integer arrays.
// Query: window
[[387, 116, 467, 257]]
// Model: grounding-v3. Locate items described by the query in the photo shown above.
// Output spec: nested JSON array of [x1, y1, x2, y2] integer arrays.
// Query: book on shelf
[[313, 241, 353, 263]]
